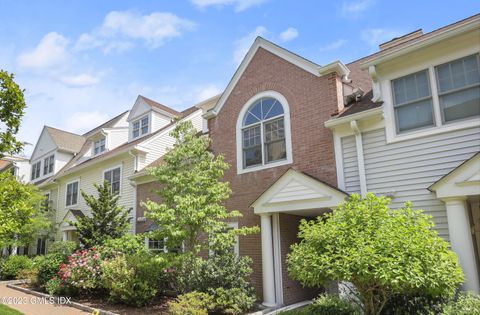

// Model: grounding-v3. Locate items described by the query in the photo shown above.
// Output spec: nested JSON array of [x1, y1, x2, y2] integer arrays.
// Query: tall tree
[[0, 172, 50, 248], [73, 181, 131, 248], [0, 70, 26, 157], [143, 120, 258, 255]]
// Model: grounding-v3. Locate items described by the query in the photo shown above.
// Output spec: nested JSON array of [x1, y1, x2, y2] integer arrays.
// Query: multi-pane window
[[31, 161, 41, 180], [43, 155, 54, 175], [36, 238, 46, 255], [66, 181, 79, 206], [104, 167, 121, 194], [42, 193, 50, 211], [435, 54, 480, 123], [242, 98, 286, 168], [147, 238, 165, 252], [392, 70, 434, 133], [132, 116, 149, 139], [94, 138, 106, 155]]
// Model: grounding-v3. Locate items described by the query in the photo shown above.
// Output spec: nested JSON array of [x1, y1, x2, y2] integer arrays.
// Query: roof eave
[[324, 106, 384, 128]]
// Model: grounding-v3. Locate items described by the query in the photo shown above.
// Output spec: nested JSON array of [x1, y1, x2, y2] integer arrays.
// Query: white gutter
[[324, 106, 383, 129]]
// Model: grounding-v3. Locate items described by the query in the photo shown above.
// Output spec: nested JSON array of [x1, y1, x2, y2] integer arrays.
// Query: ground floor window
[[36, 238, 46, 255]]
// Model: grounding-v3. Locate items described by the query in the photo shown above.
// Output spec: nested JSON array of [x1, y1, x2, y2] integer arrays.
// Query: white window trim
[[131, 114, 150, 139], [43, 154, 55, 175], [65, 179, 80, 208], [208, 222, 240, 257], [93, 137, 107, 156], [236, 90, 293, 174], [102, 164, 123, 196], [382, 47, 480, 144], [145, 237, 167, 252]]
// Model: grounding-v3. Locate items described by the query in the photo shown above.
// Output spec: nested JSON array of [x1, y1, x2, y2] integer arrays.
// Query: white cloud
[[59, 73, 101, 87], [17, 32, 70, 70], [341, 0, 374, 15], [63, 111, 110, 134], [233, 26, 268, 64], [191, 0, 266, 12], [196, 84, 222, 102], [361, 28, 404, 49], [75, 10, 195, 52], [279, 27, 298, 42], [319, 39, 347, 52]]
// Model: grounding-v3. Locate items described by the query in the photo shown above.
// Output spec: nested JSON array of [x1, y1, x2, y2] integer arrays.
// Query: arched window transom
[[241, 97, 287, 168]]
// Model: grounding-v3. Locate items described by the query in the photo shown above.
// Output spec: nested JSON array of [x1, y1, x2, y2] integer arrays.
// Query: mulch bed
[[18, 283, 173, 315]]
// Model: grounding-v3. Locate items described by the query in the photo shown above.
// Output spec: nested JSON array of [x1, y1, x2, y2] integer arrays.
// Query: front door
[[470, 200, 480, 265]]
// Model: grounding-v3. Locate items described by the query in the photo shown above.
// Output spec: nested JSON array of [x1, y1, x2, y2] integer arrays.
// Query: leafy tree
[[0, 70, 26, 157], [287, 193, 464, 315], [72, 181, 131, 248], [143, 120, 258, 255], [0, 172, 50, 248]]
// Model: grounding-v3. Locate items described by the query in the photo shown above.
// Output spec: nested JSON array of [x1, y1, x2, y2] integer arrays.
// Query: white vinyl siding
[[341, 136, 361, 194], [360, 126, 480, 240]]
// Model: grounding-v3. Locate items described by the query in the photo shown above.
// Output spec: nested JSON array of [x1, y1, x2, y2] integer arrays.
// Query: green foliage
[[442, 292, 480, 315], [0, 303, 26, 315], [1, 255, 33, 280], [144, 120, 258, 255], [101, 253, 166, 306], [0, 70, 26, 157], [58, 248, 103, 292], [280, 294, 361, 315], [101, 234, 148, 256], [168, 291, 215, 315], [47, 240, 77, 256], [17, 268, 39, 285], [0, 172, 50, 248], [380, 293, 447, 314], [72, 181, 131, 248], [211, 287, 257, 315], [287, 193, 464, 315], [45, 277, 63, 295]]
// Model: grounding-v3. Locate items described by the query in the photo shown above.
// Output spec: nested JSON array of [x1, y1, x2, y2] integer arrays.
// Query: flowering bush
[[58, 248, 103, 292]]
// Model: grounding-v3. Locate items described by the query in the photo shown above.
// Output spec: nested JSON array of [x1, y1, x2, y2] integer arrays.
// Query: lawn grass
[[0, 304, 25, 315]]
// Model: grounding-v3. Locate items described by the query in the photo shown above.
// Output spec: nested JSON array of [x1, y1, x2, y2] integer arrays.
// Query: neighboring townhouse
[[29, 95, 203, 248], [325, 14, 480, 293], [0, 155, 30, 182]]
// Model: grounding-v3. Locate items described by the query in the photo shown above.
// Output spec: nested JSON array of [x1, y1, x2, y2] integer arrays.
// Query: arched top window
[[241, 97, 288, 169]]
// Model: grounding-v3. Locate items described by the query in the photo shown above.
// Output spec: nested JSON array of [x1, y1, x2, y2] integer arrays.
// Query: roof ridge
[[139, 95, 181, 116], [82, 110, 130, 136], [45, 125, 84, 138]]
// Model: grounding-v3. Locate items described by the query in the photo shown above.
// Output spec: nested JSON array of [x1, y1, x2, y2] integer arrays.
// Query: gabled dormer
[[30, 126, 85, 184], [127, 95, 180, 142]]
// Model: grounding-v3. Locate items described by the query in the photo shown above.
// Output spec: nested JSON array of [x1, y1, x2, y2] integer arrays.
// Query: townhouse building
[[21, 13, 479, 308]]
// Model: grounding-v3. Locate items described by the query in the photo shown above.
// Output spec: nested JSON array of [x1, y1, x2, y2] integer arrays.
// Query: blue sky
[[0, 0, 478, 156]]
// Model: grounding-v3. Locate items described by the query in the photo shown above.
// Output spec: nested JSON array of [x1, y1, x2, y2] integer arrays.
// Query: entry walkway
[[0, 283, 90, 315]]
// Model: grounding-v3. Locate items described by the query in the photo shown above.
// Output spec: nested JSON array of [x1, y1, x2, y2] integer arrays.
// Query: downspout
[[128, 150, 138, 235], [350, 120, 367, 197]]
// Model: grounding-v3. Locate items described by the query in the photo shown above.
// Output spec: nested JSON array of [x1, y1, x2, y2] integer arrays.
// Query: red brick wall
[[208, 47, 340, 303], [136, 181, 162, 234]]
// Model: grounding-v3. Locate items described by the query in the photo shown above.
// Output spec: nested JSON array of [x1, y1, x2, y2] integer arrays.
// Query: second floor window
[[66, 181, 79, 206], [242, 97, 286, 168], [43, 155, 54, 175], [435, 54, 480, 123], [94, 138, 106, 155], [132, 116, 149, 139], [31, 161, 41, 180], [104, 167, 121, 194]]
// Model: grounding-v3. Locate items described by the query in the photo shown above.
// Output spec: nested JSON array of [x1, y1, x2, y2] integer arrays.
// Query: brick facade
[[135, 181, 162, 234], [207, 47, 340, 303]]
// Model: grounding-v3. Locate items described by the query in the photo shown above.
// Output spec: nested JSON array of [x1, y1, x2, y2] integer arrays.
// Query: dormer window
[[94, 138, 106, 155], [43, 155, 54, 175], [132, 115, 149, 139], [31, 161, 41, 180]]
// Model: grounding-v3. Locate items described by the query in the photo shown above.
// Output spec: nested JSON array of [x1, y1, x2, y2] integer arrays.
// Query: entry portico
[[430, 153, 480, 293], [251, 168, 348, 307]]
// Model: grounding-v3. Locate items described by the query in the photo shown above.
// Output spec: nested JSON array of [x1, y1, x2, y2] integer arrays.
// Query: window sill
[[237, 159, 292, 175], [387, 118, 480, 144]]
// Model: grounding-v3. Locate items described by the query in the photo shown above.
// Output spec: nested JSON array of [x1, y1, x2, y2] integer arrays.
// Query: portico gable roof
[[251, 168, 348, 215]]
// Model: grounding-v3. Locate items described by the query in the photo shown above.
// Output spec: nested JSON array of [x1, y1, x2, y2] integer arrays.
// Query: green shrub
[[381, 293, 446, 315], [168, 291, 214, 315], [17, 268, 39, 285], [47, 241, 77, 256], [443, 292, 480, 315], [101, 253, 165, 306], [2, 255, 33, 280], [58, 248, 103, 292], [101, 234, 148, 256], [211, 287, 256, 315], [287, 193, 464, 315], [280, 295, 361, 315], [45, 277, 63, 295]]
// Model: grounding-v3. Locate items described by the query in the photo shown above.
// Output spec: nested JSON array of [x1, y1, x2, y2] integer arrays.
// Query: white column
[[445, 198, 480, 293], [260, 213, 276, 307], [62, 231, 68, 241]]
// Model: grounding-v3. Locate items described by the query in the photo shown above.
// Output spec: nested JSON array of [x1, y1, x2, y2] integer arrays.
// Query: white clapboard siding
[[361, 126, 480, 240], [341, 135, 361, 194], [56, 155, 136, 237]]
